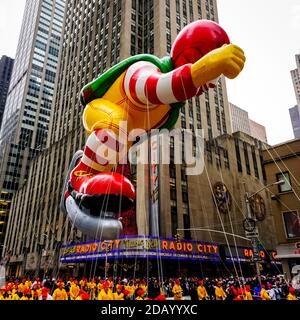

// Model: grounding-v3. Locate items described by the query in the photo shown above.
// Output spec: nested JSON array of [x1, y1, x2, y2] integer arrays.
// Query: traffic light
[[175, 233, 181, 243]]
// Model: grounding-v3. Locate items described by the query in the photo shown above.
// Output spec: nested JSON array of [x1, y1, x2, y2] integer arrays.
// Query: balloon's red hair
[[171, 20, 230, 68]]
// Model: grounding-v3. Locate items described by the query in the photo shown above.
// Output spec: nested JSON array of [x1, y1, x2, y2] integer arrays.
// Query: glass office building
[[0, 0, 65, 255]]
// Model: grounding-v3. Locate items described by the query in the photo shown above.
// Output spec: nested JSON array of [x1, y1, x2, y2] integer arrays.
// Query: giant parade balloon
[[61, 20, 246, 240]]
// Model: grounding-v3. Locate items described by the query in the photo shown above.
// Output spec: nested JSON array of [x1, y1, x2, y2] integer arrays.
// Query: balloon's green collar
[[80, 54, 184, 130]]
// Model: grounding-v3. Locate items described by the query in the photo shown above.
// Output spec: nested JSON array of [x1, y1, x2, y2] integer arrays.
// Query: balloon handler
[[61, 20, 246, 240]]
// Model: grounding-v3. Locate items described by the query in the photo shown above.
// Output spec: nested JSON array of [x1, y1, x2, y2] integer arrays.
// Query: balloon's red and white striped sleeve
[[123, 61, 216, 106]]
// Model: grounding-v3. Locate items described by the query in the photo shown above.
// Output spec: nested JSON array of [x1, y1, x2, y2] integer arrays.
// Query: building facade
[[0, 0, 65, 255], [3, 0, 279, 278], [263, 138, 300, 280], [0, 56, 14, 129]]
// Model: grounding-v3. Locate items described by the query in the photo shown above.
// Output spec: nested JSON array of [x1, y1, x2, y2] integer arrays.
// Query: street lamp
[[244, 180, 285, 286]]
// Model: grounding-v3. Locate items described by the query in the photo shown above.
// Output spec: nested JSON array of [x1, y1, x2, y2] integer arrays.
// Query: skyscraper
[[290, 54, 300, 139], [291, 54, 300, 107], [249, 119, 268, 144], [0, 56, 14, 129], [229, 102, 268, 143], [0, 0, 65, 255], [3, 0, 277, 277], [289, 105, 300, 139], [229, 102, 251, 136]]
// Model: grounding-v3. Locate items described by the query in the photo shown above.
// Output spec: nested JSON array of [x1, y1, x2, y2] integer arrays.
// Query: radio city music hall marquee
[[60, 236, 279, 265]]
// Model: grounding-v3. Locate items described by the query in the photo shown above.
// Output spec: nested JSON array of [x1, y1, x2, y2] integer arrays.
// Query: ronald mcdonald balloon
[[61, 20, 246, 240]]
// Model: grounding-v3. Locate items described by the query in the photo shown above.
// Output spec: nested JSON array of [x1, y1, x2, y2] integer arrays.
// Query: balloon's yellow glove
[[191, 44, 246, 88]]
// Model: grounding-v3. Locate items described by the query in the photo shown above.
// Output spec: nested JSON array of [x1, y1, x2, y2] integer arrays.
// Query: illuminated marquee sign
[[60, 237, 220, 263], [60, 236, 280, 265]]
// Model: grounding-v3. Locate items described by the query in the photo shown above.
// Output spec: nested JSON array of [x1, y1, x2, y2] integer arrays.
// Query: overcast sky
[[0, 0, 299, 145], [217, 0, 300, 145]]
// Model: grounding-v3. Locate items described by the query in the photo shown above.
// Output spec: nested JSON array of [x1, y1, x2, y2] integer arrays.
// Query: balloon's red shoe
[[66, 161, 135, 214]]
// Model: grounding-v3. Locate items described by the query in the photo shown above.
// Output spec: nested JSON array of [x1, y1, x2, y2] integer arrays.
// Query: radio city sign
[[60, 237, 219, 262], [60, 236, 278, 264]]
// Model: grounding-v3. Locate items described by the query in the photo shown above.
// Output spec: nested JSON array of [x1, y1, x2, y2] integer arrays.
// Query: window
[[235, 138, 242, 173], [283, 211, 300, 239], [183, 214, 191, 239], [276, 172, 292, 193], [170, 187, 177, 200], [251, 146, 259, 178], [171, 206, 178, 237], [243, 142, 251, 175]]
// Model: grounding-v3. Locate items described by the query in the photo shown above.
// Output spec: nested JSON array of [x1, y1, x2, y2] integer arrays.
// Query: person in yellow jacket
[[97, 280, 104, 292], [79, 277, 87, 289], [136, 279, 148, 296], [22, 288, 33, 300], [52, 282, 68, 300], [25, 278, 32, 289], [107, 277, 114, 290], [113, 285, 124, 300], [197, 280, 208, 300], [98, 282, 113, 300], [126, 281, 136, 300], [215, 282, 227, 300], [76, 291, 90, 300], [75, 289, 85, 300], [32, 285, 42, 300], [135, 289, 145, 300], [70, 281, 80, 300], [260, 285, 271, 300], [287, 287, 297, 301], [172, 279, 183, 300], [88, 279, 97, 300], [244, 285, 253, 300], [11, 289, 21, 300], [18, 279, 28, 294], [0, 288, 5, 300], [140, 279, 148, 295]]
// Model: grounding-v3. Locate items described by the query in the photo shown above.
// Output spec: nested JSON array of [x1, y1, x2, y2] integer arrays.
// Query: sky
[[0, 0, 299, 145], [217, 0, 300, 145]]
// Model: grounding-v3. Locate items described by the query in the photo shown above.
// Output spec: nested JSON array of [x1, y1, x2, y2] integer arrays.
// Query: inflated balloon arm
[[191, 44, 246, 88], [123, 43, 245, 108]]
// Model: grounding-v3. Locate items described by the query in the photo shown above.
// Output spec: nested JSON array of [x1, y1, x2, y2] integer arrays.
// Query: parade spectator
[[267, 283, 276, 300], [197, 280, 208, 300], [287, 287, 297, 301], [98, 281, 113, 300], [244, 285, 253, 300], [148, 279, 161, 299], [172, 279, 183, 300], [215, 282, 227, 300], [260, 284, 271, 300], [113, 285, 124, 300], [52, 282, 68, 300], [0, 274, 297, 301]]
